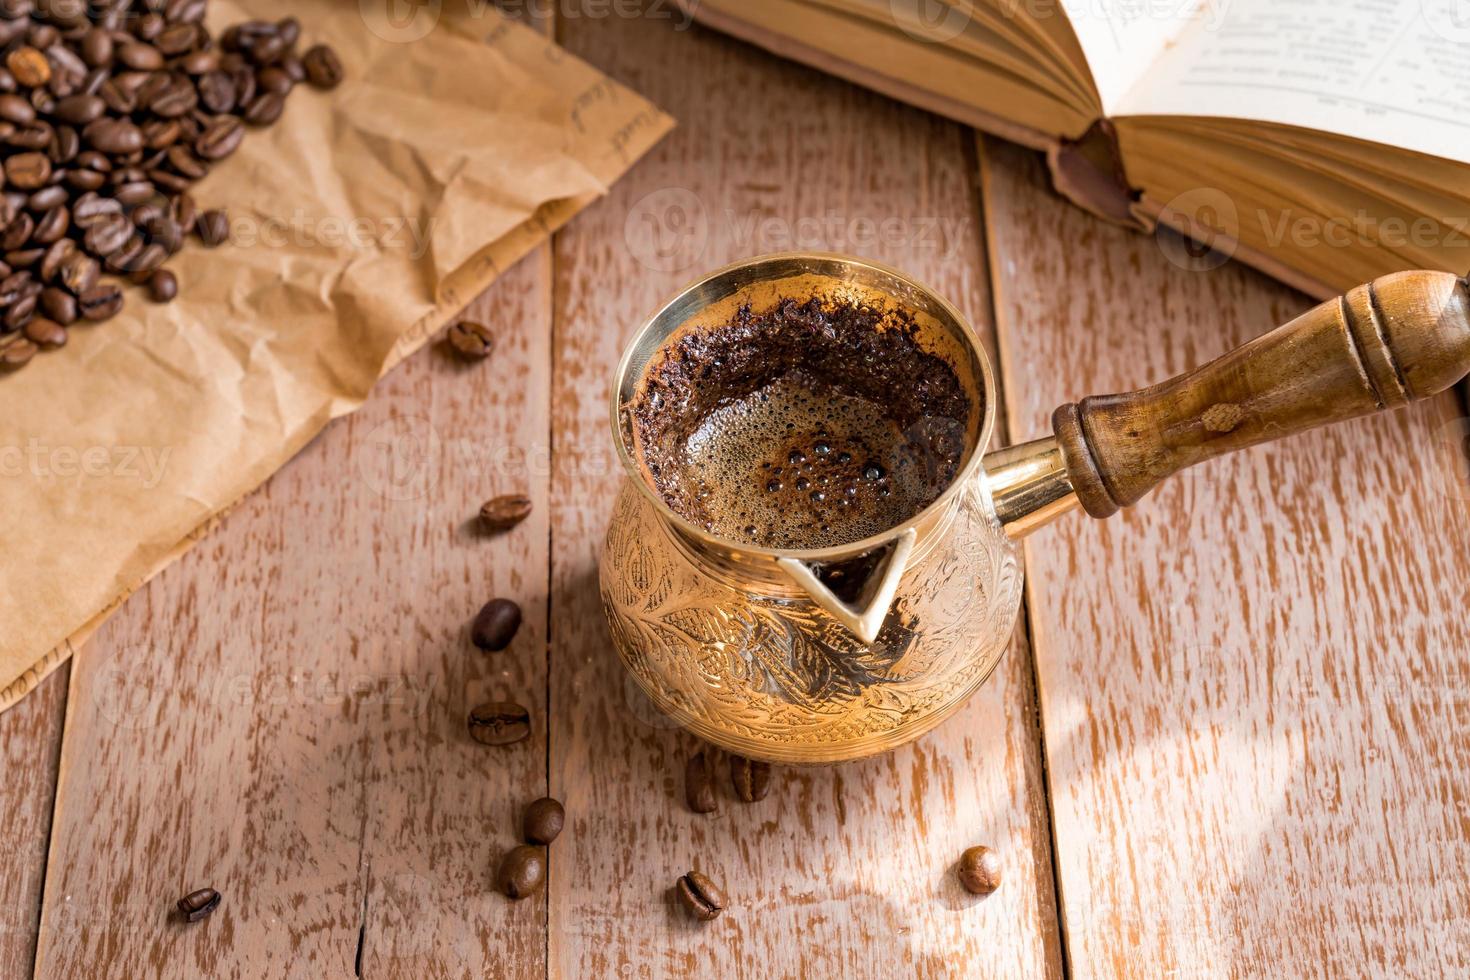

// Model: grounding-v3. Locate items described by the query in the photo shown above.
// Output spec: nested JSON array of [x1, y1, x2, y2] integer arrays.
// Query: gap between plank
[[25, 661, 71, 980], [975, 132, 1074, 980]]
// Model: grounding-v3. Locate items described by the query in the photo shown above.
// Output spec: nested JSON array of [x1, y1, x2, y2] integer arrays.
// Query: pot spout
[[982, 437, 1080, 539]]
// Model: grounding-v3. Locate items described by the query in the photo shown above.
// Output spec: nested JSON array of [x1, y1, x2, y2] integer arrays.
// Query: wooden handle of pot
[[1053, 270, 1470, 518]]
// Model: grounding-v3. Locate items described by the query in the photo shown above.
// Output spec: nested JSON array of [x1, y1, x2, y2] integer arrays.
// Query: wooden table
[[6, 10, 1469, 979]]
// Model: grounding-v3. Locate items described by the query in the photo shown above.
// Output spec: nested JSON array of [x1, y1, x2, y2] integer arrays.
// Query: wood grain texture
[[31, 251, 552, 979], [1054, 271, 1470, 517], [0, 663, 67, 978], [981, 137, 1470, 978], [548, 15, 1061, 979]]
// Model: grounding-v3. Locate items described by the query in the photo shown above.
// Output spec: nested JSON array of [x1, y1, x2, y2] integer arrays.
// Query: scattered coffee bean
[[729, 755, 771, 803], [496, 845, 546, 899], [685, 750, 717, 814], [446, 320, 494, 359], [149, 269, 178, 303], [302, 45, 344, 90], [522, 797, 565, 845], [196, 208, 230, 247], [471, 598, 522, 651], [468, 701, 531, 746], [957, 845, 1001, 895], [675, 871, 725, 922], [479, 494, 532, 533], [177, 888, 221, 922], [0, 334, 37, 369], [22, 317, 65, 349]]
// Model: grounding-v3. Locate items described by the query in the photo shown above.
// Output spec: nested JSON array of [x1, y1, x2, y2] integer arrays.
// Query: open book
[[685, 0, 1470, 299]]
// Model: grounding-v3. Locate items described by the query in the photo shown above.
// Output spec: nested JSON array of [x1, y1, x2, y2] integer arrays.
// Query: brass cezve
[[601, 253, 1470, 764]]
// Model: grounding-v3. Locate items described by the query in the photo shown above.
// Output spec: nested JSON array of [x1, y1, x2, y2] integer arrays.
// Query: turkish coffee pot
[[601, 253, 1470, 764]]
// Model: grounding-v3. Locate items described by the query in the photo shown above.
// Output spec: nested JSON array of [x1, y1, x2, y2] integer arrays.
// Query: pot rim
[[609, 251, 998, 564]]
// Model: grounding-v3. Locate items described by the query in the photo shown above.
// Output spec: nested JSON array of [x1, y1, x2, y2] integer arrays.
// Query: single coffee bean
[[84, 213, 132, 256], [0, 334, 37, 369], [196, 207, 228, 246], [32, 207, 68, 245], [148, 268, 177, 302], [53, 93, 104, 125], [135, 12, 165, 41], [471, 598, 522, 651], [167, 0, 208, 25], [675, 871, 725, 922], [104, 236, 145, 273], [4, 292, 35, 329], [467, 701, 531, 746], [197, 70, 235, 113], [155, 24, 199, 57], [178, 49, 218, 77], [6, 47, 49, 87], [276, 17, 302, 48], [302, 44, 343, 90], [193, 115, 243, 160], [40, 286, 75, 324], [147, 74, 198, 118], [72, 191, 121, 228], [176, 888, 221, 922], [496, 845, 546, 900], [479, 494, 533, 533], [685, 750, 718, 814], [729, 755, 772, 803], [242, 91, 284, 126], [80, 28, 113, 69], [23, 317, 65, 348], [59, 251, 99, 294], [26, 185, 67, 210], [0, 93, 33, 124], [77, 282, 122, 320], [82, 117, 143, 154], [116, 43, 164, 72], [6, 246, 41, 269], [143, 214, 183, 253], [445, 320, 493, 359], [5, 151, 50, 189], [256, 66, 293, 96], [957, 845, 1001, 895], [522, 797, 565, 845], [1, 212, 33, 251]]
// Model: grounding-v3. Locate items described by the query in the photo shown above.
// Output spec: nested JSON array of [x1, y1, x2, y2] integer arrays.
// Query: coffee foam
[[628, 295, 975, 550], [677, 371, 961, 549]]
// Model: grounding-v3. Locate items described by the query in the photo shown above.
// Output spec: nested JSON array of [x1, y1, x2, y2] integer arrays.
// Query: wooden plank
[[981, 137, 1470, 977], [32, 251, 552, 979], [0, 663, 67, 979], [548, 17, 1061, 979]]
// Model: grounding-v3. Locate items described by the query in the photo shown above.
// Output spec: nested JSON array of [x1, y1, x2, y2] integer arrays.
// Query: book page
[[1114, 0, 1470, 163], [1055, 0, 1223, 110]]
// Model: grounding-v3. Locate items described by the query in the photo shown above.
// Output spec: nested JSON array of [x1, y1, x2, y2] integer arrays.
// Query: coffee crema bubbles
[[629, 296, 974, 550]]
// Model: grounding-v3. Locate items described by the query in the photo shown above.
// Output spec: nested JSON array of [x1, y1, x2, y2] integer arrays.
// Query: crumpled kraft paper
[[0, 0, 673, 711]]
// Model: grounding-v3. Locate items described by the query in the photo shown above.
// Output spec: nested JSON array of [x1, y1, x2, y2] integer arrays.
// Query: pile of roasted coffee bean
[[0, 1, 342, 372]]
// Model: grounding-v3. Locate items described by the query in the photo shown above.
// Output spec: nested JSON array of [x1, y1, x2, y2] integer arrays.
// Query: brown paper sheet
[[0, 1, 673, 711]]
